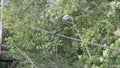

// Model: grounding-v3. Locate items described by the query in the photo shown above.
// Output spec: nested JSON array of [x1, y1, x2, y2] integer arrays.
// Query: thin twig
[[23, 24, 120, 51]]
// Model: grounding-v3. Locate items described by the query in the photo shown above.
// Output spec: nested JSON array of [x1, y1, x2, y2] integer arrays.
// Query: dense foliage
[[2, 0, 120, 68]]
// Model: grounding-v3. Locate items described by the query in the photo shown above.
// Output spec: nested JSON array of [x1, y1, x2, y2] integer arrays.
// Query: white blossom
[[40, 15, 44, 19], [47, 0, 59, 3], [82, 0, 87, 3], [103, 49, 109, 57], [62, 15, 70, 21], [114, 29, 120, 36], [99, 57, 103, 62], [110, 1, 116, 6]]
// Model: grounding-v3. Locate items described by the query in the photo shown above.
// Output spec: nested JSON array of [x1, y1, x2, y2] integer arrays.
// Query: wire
[[22, 23, 120, 51], [3, 27, 38, 68]]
